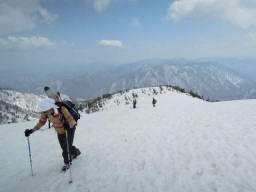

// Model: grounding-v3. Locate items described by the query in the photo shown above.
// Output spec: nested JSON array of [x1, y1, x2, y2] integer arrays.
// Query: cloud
[[87, 0, 139, 12], [248, 33, 256, 40], [0, 36, 56, 49], [99, 40, 123, 47], [86, 0, 115, 12], [0, 0, 58, 35], [37, 6, 58, 24], [131, 18, 141, 28], [167, 0, 256, 29]]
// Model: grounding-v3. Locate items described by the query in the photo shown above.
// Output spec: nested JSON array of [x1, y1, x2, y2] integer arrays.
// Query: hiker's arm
[[33, 114, 47, 131], [61, 106, 76, 128]]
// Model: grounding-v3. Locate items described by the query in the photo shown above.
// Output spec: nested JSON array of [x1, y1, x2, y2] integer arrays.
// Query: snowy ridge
[[102, 86, 202, 110], [0, 89, 44, 124], [0, 88, 44, 112], [1, 87, 256, 191], [0, 88, 73, 124], [84, 85, 204, 113], [0, 100, 39, 124]]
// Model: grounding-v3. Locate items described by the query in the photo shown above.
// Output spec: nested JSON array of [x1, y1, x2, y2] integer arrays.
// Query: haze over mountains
[[1, 58, 256, 101]]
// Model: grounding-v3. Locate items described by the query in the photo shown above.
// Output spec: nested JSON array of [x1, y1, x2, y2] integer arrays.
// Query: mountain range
[[0, 58, 256, 101]]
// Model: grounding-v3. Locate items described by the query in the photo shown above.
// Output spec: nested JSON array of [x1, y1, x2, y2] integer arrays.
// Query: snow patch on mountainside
[[225, 74, 243, 87]]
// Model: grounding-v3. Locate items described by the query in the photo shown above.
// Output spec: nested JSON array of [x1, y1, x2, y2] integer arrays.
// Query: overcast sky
[[1, 0, 256, 73]]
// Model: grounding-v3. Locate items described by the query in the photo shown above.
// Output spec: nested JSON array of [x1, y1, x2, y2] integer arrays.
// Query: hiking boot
[[61, 163, 71, 172], [72, 149, 81, 159]]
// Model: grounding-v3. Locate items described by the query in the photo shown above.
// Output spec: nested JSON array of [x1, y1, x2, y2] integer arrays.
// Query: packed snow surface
[[1, 90, 256, 192]]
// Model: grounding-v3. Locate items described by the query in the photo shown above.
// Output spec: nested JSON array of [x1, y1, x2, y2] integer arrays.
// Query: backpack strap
[[57, 106, 65, 121]]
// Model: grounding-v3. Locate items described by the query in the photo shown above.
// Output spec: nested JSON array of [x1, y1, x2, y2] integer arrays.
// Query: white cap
[[39, 98, 56, 112]]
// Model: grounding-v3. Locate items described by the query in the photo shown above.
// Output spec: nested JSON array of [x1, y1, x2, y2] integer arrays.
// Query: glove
[[24, 129, 33, 137]]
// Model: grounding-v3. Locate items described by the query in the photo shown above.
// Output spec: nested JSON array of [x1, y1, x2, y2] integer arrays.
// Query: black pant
[[57, 127, 78, 164]]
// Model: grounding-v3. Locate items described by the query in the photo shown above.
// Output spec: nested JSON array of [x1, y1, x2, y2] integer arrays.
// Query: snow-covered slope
[[0, 89, 43, 111], [0, 89, 44, 124], [83, 86, 203, 114], [1, 88, 256, 192], [0, 88, 73, 124]]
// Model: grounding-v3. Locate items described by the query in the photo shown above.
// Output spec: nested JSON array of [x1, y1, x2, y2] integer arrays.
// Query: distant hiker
[[24, 98, 81, 172], [152, 97, 157, 107], [133, 98, 137, 109]]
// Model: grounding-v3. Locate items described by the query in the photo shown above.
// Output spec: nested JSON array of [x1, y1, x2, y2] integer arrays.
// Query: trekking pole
[[65, 130, 73, 184], [27, 137, 34, 176]]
